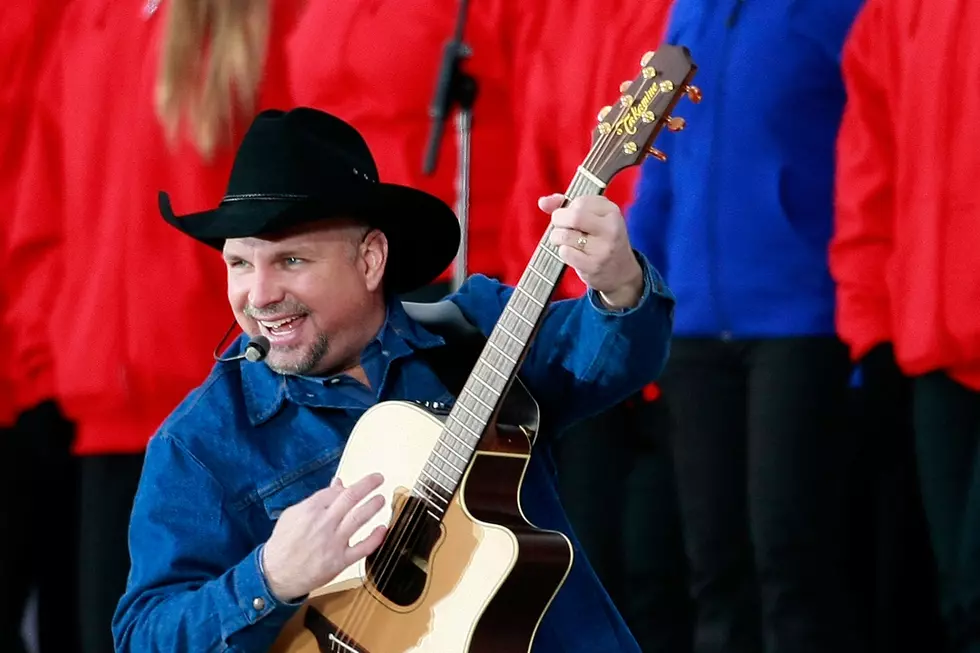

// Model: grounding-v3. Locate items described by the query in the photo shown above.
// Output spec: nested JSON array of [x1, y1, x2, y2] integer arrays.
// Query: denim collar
[[238, 299, 445, 425]]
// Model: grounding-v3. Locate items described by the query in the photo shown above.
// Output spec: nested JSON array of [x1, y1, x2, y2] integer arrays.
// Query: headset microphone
[[212, 321, 271, 363], [214, 335, 270, 363]]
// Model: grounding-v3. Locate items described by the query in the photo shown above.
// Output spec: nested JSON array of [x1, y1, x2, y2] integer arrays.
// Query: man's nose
[[247, 268, 286, 309]]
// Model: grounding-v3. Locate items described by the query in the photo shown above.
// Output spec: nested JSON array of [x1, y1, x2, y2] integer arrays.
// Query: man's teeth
[[261, 316, 300, 329]]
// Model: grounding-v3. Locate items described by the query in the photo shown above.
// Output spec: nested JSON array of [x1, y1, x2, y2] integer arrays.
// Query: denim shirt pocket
[[237, 448, 344, 521]]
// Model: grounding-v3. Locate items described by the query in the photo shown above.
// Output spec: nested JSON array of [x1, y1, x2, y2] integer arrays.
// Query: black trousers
[[914, 371, 980, 652], [855, 345, 944, 652], [78, 453, 144, 653], [0, 401, 79, 653], [555, 398, 692, 653], [660, 337, 861, 653]]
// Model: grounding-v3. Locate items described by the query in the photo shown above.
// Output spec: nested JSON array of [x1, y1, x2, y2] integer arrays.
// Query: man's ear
[[361, 228, 388, 292]]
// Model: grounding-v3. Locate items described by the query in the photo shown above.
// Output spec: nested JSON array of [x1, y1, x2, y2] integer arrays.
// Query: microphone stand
[[423, 0, 477, 292]]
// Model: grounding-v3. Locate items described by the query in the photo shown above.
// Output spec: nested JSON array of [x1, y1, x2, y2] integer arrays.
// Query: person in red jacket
[[285, 0, 529, 295], [0, 4, 80, 651], [502, 4, 692, 651], [7, 1, 300, 650], [831, 1, 980, 650]]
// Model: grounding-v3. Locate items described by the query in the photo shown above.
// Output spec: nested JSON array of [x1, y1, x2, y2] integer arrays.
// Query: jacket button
[[252, 597, 266, 611]]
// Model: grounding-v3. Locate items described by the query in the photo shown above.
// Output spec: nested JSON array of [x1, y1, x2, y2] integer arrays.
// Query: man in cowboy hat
[[111, 107, 675, 652]]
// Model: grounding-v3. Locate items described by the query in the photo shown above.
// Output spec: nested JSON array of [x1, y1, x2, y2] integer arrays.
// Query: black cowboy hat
[[158, 107, 460, 294]]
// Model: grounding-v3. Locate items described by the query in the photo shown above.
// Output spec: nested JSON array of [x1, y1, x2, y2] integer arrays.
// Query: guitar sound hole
[[365, 496, 442, 606]]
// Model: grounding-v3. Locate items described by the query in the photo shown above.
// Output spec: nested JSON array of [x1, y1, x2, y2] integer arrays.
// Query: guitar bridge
[[304, 607, 370, 653]]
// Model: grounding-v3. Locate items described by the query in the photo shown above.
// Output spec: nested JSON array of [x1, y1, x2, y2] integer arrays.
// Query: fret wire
[[504, 305, 535, 328], [455, 397, 487, 421], [494, 323, 522, 347], [431, 446, 464, 473], [450, 403, 487, 437], [483, 338, 517, 371], [478, 358, 510, 382], [465, 385, 495, 414], [448, 413, 481, 440], [416, 478, 450, 504], [412, 485, 446, 509], [469, 372, 497, 394], [542, 250, 563, 276], [527, 263, 550, 283], [510, 290, 536, 317], [528, 254, 558, 282], [424, 457, 459, 482], [523, 275, 550, 304], [462, 379, 500, 414], [530, 252, 561, 284], [414, 494, 441, 515], [489, 325, 520, 348], [421, 467, 453, 493], [435, 440, 468, 463], [440, 425, 473, 451], [498, 318, 528, 345], [488, 335, 522, 363], [461, 386, 494, 413], [536, 243, 563, 265], [473, 360, 505, 388]]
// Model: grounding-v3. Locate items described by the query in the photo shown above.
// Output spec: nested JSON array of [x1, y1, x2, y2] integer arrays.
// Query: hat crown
[[223, 108, 380, 202]]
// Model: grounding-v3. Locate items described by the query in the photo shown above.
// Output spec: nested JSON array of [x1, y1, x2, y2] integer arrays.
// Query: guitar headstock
[[587, 46, 699, 184]]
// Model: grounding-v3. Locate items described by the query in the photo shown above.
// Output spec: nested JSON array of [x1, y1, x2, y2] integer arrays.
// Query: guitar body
[[269, 400, 574, 653]]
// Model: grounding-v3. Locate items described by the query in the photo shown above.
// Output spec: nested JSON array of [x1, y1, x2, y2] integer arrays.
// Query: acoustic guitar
[[269, 45, 699, 653]]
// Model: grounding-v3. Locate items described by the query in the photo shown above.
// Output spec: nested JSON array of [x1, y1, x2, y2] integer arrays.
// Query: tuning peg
[[641, 50, 655, 66], [597, 105, 612, 121], [685, 85, 703, 104], [619, 80, 632, 93], [647, 147, 668, 162], [666, 116, 686, 132]]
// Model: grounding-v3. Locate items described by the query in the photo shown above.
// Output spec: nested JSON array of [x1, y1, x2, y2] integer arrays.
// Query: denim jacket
[[112, 256, 674, 653]]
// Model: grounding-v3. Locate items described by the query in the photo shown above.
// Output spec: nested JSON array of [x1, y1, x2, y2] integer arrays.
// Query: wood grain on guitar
[[268, 44, 698, 653]]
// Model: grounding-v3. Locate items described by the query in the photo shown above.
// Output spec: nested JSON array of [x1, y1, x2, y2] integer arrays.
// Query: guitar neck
[[413, 167, 607, 515]]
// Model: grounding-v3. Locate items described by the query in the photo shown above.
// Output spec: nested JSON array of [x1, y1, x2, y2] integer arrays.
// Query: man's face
[[222, 218, 387, 376]]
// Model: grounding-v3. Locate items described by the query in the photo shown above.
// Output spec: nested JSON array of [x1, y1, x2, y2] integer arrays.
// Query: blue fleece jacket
[[626, 0, 864, 338]]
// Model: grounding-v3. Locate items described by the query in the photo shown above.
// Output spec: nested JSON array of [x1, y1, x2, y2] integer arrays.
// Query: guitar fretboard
[[413, 170, 606, 517]]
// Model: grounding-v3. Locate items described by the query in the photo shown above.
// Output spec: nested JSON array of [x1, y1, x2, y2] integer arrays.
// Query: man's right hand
[[261, 472, 388, 602]]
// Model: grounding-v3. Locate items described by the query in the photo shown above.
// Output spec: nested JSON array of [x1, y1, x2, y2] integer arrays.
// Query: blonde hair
[[155, 0, 271, 159]]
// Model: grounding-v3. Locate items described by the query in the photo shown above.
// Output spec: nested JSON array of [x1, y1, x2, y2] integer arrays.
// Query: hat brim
[[159, 184, 461, 294]]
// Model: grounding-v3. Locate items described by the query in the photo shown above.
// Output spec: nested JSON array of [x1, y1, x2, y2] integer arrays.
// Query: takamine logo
[[621, 85, 660, 135]]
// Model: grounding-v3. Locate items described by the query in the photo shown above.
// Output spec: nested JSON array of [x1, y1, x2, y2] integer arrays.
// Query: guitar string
[[332, 84, 663, 647]]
